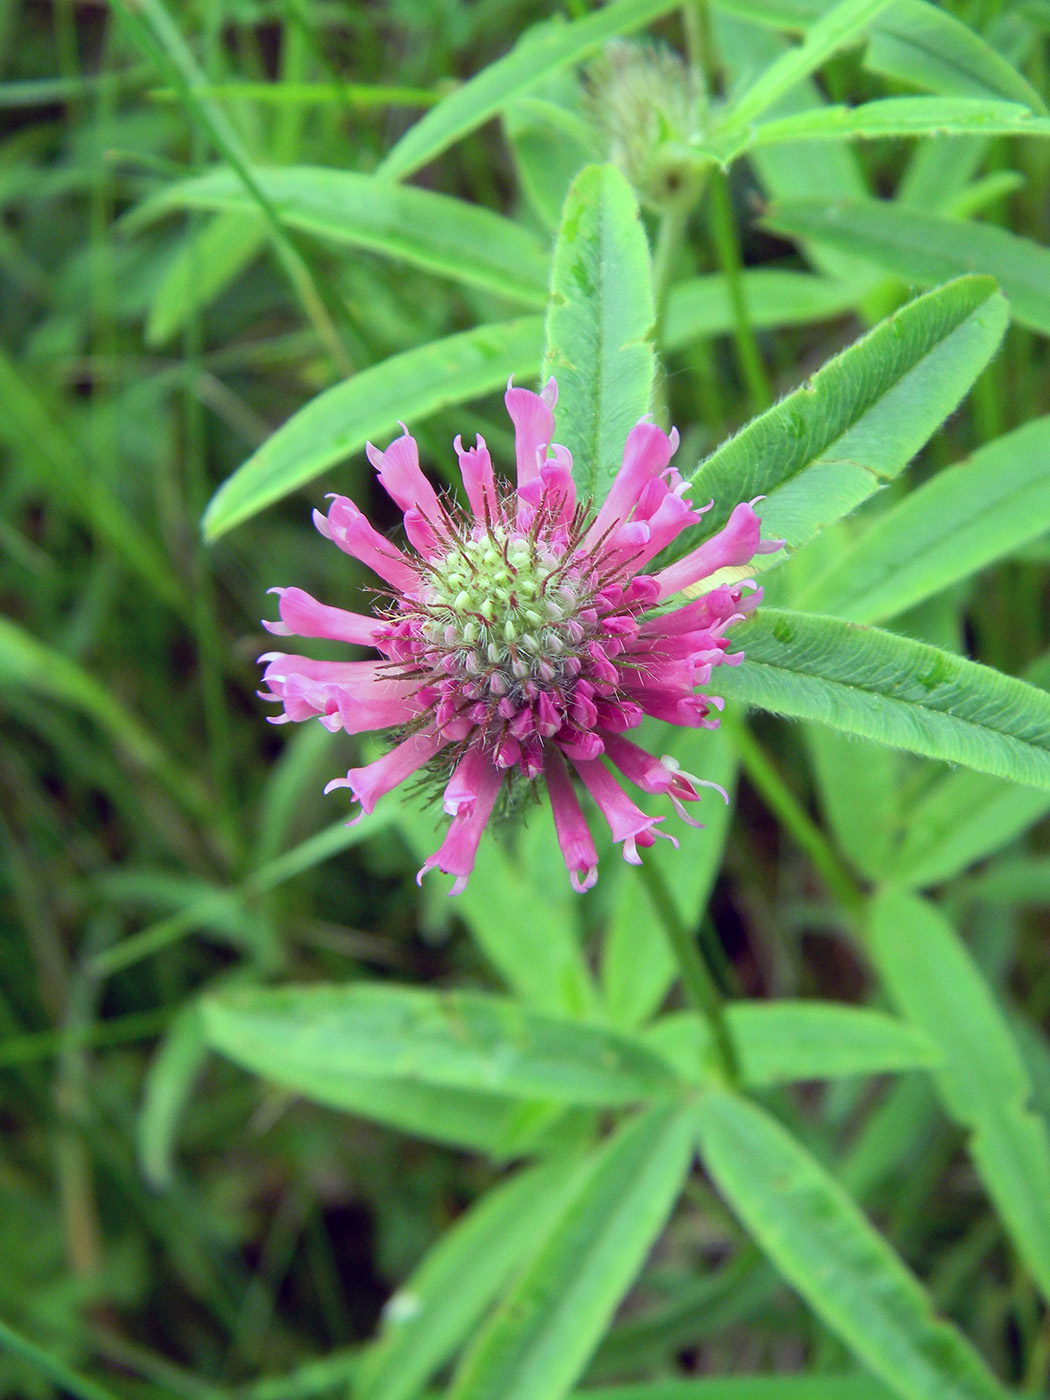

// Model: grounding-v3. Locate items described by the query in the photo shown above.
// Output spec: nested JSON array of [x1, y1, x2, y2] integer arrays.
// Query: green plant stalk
[[635, 857, 740, 1084], [706, 169, 773, 411], [723, 711, 864, 919], [0, 1318, 120, 1400], [112, 0, 350, 376]]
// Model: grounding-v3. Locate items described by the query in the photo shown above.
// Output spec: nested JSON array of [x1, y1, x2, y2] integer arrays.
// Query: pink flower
[[261, 379, 779, 893]]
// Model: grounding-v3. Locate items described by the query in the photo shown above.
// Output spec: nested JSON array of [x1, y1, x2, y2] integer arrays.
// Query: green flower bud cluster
[[422, 528, 584, 688], [583, 40, 705, 213]]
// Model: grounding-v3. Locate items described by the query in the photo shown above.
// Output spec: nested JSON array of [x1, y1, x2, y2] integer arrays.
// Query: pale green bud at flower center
[[421, 527, 586, 691]]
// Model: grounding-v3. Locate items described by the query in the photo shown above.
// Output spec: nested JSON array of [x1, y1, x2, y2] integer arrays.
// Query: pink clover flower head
[[261, 377, 780, 894]]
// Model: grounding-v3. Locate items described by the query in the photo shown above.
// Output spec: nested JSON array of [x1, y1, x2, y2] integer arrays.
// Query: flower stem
[[722, 710, 864, 920], [706, 168, 773, 411], [636, 856, 740, 1084]]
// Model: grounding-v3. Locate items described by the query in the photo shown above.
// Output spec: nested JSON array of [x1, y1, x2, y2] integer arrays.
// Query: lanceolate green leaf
[[378, 0, 681, 180], [696, 1092, 1012, 1400], [542, 165, 655, 503], [645, 1003, 938, 1087], [719, 0, 893, 132], [134, 166, 550, 307], [864, 0, 1046, 112], [712, 97, 1050, 160], [661, 271, 857, 351], [714, 0, 1046, 113], [357, 1158, 583, 1400], [869, 892, 1050, 1303], [798, 414, 1050, 624], [764, 198, 1050, 337], [448, 1106, 694, 1400], [201, 316, 544, 539], [679, 277, 1007, 572], [717, 608, 1050, 791], [203, 990, 582, 1158], [581, 1380, 893, 1400], [202, 984, 675, 1106], [146, 209, 266, 346], [883, 655, 1050, 889]]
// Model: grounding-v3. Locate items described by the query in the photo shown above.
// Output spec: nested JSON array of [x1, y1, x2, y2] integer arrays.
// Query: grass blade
[[378, 0, 680, 181]]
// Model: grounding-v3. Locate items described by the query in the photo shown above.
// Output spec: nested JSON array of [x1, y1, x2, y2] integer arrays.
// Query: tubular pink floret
[[545, 750, 599, 892], [652, 502, 766, 599], [570, 756, 674, 865], [585, 420, 681, 549], [322, 495, 417, 591], [325, 727, 443, 819], [505, 377, 556, 489], [366, 430, 442, 524], [264, 587, 385, 645], [455, 434, 499, 522], [418, 756, 502, 895], [262, 376, 775, 892]]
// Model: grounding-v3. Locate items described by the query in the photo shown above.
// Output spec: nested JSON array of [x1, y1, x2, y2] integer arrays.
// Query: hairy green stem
[[636, 857, 740, 1084], [707, 169, 772, 411], [723, 711, 864, 920]]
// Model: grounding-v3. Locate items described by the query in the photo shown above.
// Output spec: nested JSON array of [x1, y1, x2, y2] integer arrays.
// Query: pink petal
[[505, 377, 556, 490], [570, 757, 671, 862], [318, 497, 417, 592], [544, 752, 598, 892], [366, 429, 442, 522], [584, 421, 679, 548], [653, 503, 767, 600], [455, 434, 499, 523], [263, 587, 384, 645], [418, 755, 502, 894], [325, 727, 443, 817]]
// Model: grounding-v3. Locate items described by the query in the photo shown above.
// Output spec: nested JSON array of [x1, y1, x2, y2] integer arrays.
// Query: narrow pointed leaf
[[849, 651, 1050, 889], [203, 992, 580, 1158], [719, 96, 1050, 159], [147, 209, 265, 345], [696, 1091, 1012, 1400], [377, 0, 680, 180], [679, 277, 1007, 575], [799, 414, 1050, 623], [134, 166, 550, 307], [358, 1157, 582, 1400], [646, 1002, 938, 1087], [662, 271, 858, 350], [541, 164, 655, 503], [717, 608, 1050, 791], [870, 892, 1050, 1302], [201, 316, 544, 538], [448, 1105, 694, 1400], [720, 0, 894, 131], [865, 0, 1046, 112], [581, 1377, 894, 1399], [202, 984, 675, 1106], [763, 197, 1050, 337], [137, 1000, 207, 1189]]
